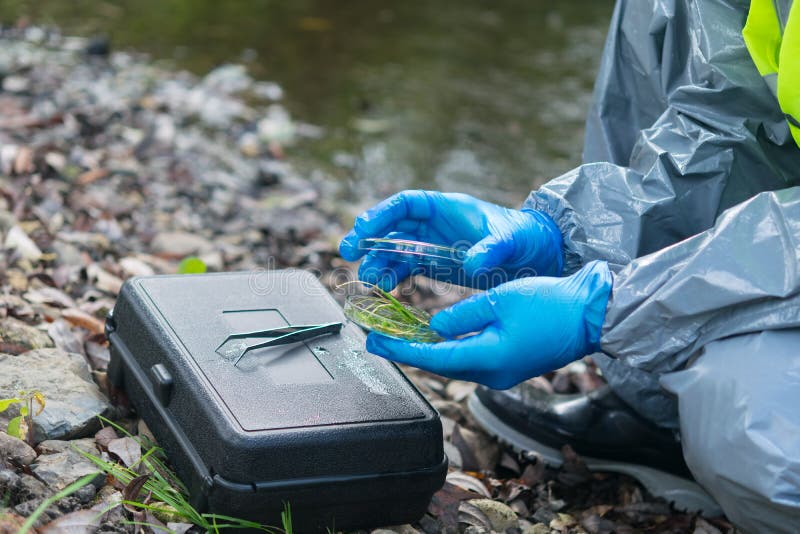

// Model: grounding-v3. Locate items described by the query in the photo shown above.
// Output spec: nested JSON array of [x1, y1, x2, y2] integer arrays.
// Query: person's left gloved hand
[[366, 261, 612, 389]]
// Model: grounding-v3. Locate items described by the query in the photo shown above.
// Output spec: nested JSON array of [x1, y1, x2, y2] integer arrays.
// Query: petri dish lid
[[358, 238, 466, 268]]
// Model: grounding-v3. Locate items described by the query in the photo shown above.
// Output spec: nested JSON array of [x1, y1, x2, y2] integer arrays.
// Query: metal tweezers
[[215, 322, 343, 366]]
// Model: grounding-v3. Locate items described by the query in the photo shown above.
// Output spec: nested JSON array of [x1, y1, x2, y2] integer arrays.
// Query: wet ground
[[0, 0, 613, 208]]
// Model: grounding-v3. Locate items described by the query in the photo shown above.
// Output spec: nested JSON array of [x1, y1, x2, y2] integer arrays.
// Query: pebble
[[4, 226, 42, 261], [0, 466, 51, 505], [443, 440, 463, 469], [150, 231, 215, 257], [0, 349, 110, 441], [31, 438, 103, 491], [0, 431, 37, 466], [0, 513, 26, 530], [2, 75, 29, 93], [468, 499, 519, 532], [522, 523, 551, 534], [445, 380, 476, 402], [0, 317, 54, 353]]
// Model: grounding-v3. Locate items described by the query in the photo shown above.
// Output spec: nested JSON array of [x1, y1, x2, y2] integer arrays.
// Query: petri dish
[[344, 294, 442, 343], [358, 238, 466, 270]]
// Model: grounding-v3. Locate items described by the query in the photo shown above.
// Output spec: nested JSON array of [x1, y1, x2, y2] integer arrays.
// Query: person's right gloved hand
[[366, 260, 613, 389], [339, 190, 564, 290]]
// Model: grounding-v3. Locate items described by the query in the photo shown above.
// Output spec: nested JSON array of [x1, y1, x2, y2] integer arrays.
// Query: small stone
[[445, 380, 476, 402], [31, 438, 103, 491], [0, 349, 110, 441], [440, 417, 456, 442], [532, 507, 557, 525], [443, 440, 462, 469], [86, 36, 110, 56], [4, 226, 42, 261], [0, 467, 50, 504], [5, 269, 28, 292], [0, 317, 54, 353], [430, 399, 467, 422], [549, 513, 577, 530], [44, 152, 67, 172], [467, 499, 519, 532], [85, 264, 124, 295], [522, 523, 551, 534], [0, 512, 26, 530], [91, 486, 126, 526], [150, 231, 215, 257], [509, 498, 529, 518], [238, 131, 261, 157], [0, 431, 37, 466], [119, 256, 155, 277], [2, 75, 29, 93]]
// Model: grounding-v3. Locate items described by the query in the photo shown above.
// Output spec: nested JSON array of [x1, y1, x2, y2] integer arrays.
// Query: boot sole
[[468, 392, 723, 516]]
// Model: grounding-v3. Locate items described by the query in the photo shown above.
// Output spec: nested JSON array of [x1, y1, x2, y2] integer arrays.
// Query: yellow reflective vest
[[744, 0, 800, 147]]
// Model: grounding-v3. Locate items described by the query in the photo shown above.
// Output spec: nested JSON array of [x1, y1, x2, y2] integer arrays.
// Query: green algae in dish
[[339, 282, 442, 343]]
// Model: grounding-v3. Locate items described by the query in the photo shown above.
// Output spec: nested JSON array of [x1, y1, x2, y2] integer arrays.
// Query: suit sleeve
[[524, 0, 799, 275]]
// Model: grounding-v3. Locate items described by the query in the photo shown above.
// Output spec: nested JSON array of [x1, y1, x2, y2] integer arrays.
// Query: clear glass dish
[[357, 238, 465, 270], [344, 294, 442, 343]]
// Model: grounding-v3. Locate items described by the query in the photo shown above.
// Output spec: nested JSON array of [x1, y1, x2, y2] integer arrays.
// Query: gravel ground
[[0, 25, 736, 534]]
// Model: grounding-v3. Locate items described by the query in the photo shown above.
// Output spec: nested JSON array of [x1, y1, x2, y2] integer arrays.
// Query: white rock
[[4, 226, 42, 261], [0, 431, 37, 466], [467, 499, 519, 532]]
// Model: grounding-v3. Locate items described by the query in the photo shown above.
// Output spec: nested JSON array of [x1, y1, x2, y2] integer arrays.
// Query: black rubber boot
[[468, 383, 722, 515]]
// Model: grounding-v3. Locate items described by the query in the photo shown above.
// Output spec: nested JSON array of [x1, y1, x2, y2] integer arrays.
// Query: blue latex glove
[[339, 190, 563, 290], [366, 261, 612, 389]]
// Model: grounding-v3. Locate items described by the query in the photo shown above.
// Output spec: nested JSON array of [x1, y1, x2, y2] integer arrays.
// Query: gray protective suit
[[523, 0, 800, 531]]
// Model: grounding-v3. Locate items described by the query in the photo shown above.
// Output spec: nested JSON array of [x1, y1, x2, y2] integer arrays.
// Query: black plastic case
[[107, 270, 446, 531]]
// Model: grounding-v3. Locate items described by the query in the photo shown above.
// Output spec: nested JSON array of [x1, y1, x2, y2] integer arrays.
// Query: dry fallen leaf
[[446, 471, 491, 498], [95, 425, 119, 450], [122, 474, 150, 513], [61, 307, 105, 335], [108, 436, 142, 468], [13, 146, 33, 175], [24, 286, 77, 308], [76, 167, 110, 186], [40, 509, 102, 532]]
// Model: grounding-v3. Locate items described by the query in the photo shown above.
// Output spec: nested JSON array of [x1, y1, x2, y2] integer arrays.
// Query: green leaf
[[177, 256, 207, 274], [7, 416, 22, 438], [0, 398, 21, 413], [19, 404, 28, 417]]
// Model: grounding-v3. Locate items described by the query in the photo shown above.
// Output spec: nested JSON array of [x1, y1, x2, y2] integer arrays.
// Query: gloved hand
[[366, 261, 612, 389], [339, 190, 564, 290]]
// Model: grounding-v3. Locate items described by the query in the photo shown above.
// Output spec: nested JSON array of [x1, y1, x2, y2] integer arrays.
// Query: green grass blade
[[281, 501, 292, 534]]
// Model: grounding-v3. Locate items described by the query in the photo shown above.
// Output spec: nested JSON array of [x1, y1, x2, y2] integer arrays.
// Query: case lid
[[133, 271, 429, 432]]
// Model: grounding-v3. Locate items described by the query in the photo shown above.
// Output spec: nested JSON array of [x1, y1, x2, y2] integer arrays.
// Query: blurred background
[[0, 0, 613, 207]]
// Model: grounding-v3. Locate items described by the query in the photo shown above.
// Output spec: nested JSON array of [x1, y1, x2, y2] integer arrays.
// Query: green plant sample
[[339, 282, 442, 343]]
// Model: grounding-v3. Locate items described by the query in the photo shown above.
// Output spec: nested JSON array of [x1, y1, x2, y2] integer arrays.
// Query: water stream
[[1, 0, 614, 208]]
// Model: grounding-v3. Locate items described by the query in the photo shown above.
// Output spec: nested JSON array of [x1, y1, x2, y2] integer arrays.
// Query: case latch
[[149, 364, 174, 406]]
